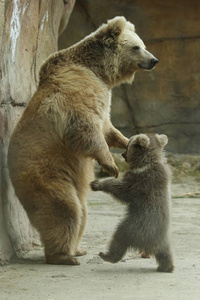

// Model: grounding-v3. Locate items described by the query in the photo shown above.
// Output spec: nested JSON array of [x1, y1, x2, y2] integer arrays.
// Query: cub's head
[[94, 16, 158, 85], [122, 133, 168, 169]]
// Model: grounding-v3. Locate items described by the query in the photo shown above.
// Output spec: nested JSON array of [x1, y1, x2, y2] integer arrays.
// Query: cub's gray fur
[[91, 133, 174, 272]]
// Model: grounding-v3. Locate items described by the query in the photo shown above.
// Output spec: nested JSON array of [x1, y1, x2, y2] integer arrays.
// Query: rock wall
[[0, 0, 75, 262], [59, 0, 200, 154]]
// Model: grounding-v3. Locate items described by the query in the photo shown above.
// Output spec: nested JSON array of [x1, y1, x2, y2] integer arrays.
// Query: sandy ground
[[0, 180, 200, 300]]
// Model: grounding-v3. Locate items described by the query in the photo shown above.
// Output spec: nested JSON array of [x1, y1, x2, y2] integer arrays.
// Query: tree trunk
[[0, 0, 75, 263]]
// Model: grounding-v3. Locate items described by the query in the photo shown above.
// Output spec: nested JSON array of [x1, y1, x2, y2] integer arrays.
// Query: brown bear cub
[[8, 16, 158, 265], [91, 134, 174, 272]]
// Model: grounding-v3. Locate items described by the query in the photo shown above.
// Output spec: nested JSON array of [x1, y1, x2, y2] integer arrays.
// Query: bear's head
[[93, 16, 158, 86], [122, 133, 168, 169], [40, 16, 158, 87]]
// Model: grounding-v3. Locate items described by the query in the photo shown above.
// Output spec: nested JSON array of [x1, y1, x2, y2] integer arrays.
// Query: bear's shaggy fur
[[8, 17, 158, 265], [91, 134, 174, 272]]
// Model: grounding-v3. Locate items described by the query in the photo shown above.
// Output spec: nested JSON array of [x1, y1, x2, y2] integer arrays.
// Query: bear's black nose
[[151, 58, 159, 67]]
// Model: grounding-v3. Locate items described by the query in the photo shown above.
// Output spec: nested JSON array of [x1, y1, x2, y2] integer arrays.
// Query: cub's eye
[[133, 46, 140, 51]]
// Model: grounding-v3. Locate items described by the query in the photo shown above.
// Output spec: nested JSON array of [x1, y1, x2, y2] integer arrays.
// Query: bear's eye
[[133, 46, 140, 51]]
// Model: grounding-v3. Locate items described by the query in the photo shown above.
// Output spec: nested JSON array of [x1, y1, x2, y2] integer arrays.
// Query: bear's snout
[[150, 58, 158, 68], [138, 56, 158, 70]]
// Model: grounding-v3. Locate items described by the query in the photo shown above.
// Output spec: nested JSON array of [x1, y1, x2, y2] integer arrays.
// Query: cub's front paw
[[90, 180, 100, 191]]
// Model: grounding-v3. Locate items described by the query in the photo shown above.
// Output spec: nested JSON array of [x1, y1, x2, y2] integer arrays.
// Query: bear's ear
[[130, 134, 150, 148], [107, 16, 127, 37], [155, 134, 168, 147], [95, 16, 127, 43]]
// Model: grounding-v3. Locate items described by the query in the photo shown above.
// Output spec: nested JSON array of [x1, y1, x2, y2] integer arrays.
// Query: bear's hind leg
[[31, 189, 82, 265], [43, 219, 81, 265], [74, 201, 87, 257], [43, 220, 81, 266], [99, 221, 130, 263], [99, 237, 129, 263], [155, 243, 174, 272]]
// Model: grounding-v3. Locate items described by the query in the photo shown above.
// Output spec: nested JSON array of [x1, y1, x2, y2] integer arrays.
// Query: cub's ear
[[155, 134, 168, 147], [107, 16, 127, 37], [130, 134, 150, 148]]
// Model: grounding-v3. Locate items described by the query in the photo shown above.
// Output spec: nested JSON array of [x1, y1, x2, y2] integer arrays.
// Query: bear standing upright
[[91, 134, 174, 272], [8, 17, 158, 265]]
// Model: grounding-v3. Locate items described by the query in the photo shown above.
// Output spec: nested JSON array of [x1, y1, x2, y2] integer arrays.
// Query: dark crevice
[[34, 2, 43, 84], [0, 102, 26, 108], [121, 85, 139, 134], [38, 0, 42, 11], [137, 121, 200, 129], [77, 0, 96, 30], [10, 102, 26, 108]]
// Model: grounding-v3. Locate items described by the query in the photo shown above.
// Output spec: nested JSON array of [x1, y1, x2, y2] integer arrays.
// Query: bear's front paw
[[90, 180, 100, 191], [102, 163, 119, 178], [119, 137, 129, 149]]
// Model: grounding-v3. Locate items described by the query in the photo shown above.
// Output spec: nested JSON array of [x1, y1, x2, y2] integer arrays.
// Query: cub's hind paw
[[99, 252, 111, 262], [157, 264, 175, 273], [141, 252, 150, 259], [99, 252, 119, 263]]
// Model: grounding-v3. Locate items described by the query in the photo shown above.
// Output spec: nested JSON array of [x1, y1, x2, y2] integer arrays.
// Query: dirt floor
[[0, 179, 200, 300]]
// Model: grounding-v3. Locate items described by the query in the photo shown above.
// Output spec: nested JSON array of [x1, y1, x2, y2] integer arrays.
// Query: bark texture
[[0, 0, 75, 263], [59, 0, 200, 154]]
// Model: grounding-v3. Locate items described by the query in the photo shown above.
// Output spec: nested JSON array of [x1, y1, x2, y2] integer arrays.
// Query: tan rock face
[[59, 0, 200, 154], [0, 0, 75, 261]]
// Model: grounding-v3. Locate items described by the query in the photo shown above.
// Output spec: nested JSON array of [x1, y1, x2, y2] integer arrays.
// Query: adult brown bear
[[8, 16, 158, 265]]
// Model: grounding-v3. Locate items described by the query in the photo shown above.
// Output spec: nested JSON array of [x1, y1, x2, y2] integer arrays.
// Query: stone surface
[[0, 110, 13, 263], [0, 0, 75, 262], [0, 109, 13, 263], [58, 0, 200, 154], [1, 105, 40, 257]]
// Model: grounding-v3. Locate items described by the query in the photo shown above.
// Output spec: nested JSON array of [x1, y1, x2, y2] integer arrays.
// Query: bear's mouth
[[138, 63, 152, 70]]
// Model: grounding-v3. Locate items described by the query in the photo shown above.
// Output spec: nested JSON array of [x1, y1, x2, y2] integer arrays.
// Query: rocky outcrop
[[59, 0, 200, 154], [0, 0, 75, 263]]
